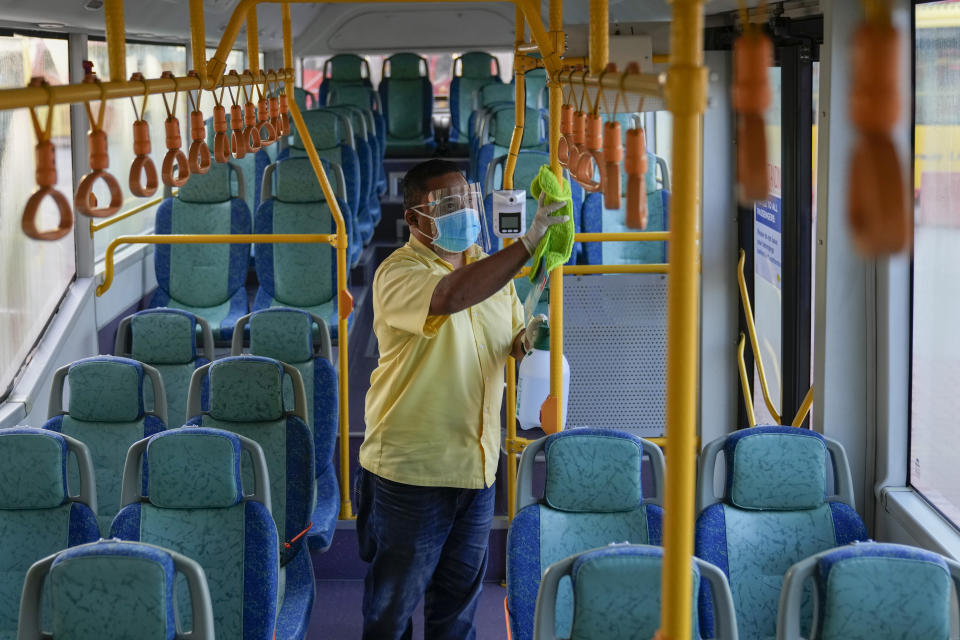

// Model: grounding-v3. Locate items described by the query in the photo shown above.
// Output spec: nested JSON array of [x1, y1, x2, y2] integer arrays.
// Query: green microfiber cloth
[[528, 165, 575, 282]]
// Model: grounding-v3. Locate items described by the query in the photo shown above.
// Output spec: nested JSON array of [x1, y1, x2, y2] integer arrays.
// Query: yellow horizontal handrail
[[558, 69, 663, 99], [737, 249, 781, 424], [574, 231, 669, 243], [89, 193, 174, 236], [0, 69, 292, 112], [737, 332, 757, 427], [791, 385, 814, 427], [97, 232, 338, 296], [516, 263, 668, 279]]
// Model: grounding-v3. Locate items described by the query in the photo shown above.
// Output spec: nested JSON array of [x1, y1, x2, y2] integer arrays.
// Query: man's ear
[[403, 208, 418, 228]]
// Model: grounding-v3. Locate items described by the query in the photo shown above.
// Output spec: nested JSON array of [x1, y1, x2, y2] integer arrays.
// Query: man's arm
[[429, 241, 530, 315]]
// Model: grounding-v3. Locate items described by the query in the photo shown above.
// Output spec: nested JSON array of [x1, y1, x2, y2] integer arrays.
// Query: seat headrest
[[544, 429, 645, 512], [291, 109, 349, 150], [815, 542, 951, 638], [329, 84, 375, 110], [0, 428, 68, 509], [388, 53, 426, 79], [724, 426, 828, 510], [249, 308, 315, 364], [208, 356, 286, 422], [493, 107, 543, 148], [330, 54, 366, 80], [178, 162, 234, 203], [130, 309, 197, 365], [67, 356, 144, 422], [569, 545, 699, 637], [146, 428, 243, 508], [479, 83, 514, 107], [293, 86, 311, 113], [273, 156, 339, 203], [459, 52, 496, 77]]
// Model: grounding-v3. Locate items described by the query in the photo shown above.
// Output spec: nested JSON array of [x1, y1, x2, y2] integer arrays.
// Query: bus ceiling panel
[[0, 0, 321, 53]]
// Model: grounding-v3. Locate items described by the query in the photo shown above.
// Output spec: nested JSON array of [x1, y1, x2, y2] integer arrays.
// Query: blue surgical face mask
[[428, 207, 481, 253]]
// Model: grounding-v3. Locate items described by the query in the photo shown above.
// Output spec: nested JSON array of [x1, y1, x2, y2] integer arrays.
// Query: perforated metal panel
[[562, 274, 667, 438]]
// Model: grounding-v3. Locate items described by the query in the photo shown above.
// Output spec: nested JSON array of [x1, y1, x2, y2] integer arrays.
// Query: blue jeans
[[356, 467, 496, 640]]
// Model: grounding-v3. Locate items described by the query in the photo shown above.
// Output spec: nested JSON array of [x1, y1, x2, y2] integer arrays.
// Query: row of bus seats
[[502, 426, 954, 640], [0, 343, 339, 639]]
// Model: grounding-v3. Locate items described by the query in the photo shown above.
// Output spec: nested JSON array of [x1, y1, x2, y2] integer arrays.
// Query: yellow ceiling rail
[[737, 333, 757, 427], [104, 0, 126, 82], [247, 5, 261, 75], [0, 70, 292, 112], [736, 249, 782, 424], [96, 233, 338, 297], [657, 0, 707, 636], [189, 0, 207, 86], [589, 0, 608, 75]]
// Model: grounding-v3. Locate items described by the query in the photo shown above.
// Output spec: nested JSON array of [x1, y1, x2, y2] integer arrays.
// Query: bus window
[[206, 48, 244, 75], [0, 34, 75, 399], [911, 0, 960, 524], [87, 41, 186, 259], [753, 66, 782, 425]]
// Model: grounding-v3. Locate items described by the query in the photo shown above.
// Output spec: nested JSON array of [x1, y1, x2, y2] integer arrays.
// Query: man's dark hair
[[402, 159, 463, 210]]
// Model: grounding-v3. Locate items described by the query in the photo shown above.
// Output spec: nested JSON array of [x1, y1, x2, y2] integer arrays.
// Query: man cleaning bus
[[357, 158, 568, 639]]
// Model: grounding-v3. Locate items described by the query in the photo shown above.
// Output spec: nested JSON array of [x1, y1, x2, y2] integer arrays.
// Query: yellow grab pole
[[737, 249, 781, 424], [189, 0, 207, 85], [657, 0, 707, 637], [282, 3, 293, 71], [97, 233, 337, 296], [504, 5, 526, 191], [282, 7, 353, 519], [247, 5, 260, 74], [589, 0, 608, 75], [104, 0, 126, 82], [791, 386, 814, 428], [737, 333, 757, 427]]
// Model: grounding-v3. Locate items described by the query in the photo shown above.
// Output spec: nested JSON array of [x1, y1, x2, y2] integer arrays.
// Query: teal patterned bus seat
[[111, 428, 281, 640], [231, 308, 340, 551], [317, 54, 372, 105], [18, 539, 215, 640], [450, 52, 502, 149], [695, 426, 868, 640], [326, 83, 387, 195], [253, 156, 354, 342], [778, 541, 960, 640], [325, 103, 378, 241], [0, 427, 99, 640], [43, 356, 167, 535], [534, 544, 738, 640], [525, 68, 548, 109], [183, 358, 316, 639], [151, 162, 252, 341], [507, 429, 667, 640], [115, 308, 215, 427], [378, 53, 436, 156], [474, 105, 547, 189]]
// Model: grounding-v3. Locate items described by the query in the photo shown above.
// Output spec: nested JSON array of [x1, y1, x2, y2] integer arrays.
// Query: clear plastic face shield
[[408, 182, 492, 254]]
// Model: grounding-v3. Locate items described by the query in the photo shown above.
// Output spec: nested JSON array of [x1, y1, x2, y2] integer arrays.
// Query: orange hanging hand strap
[[212, 85, 230, 163], [256, 70, 277, 146], [241, 70, 262, 152], [22, 77, 74, 241], [574, 63, 616, 192], [848, 5, 908, 255], [557, 68, 577, 168], [278, 83, 291, 137], [128, 73, 159, 197], [160, 71, 190, 187], [75, 61, 122, 218], [186, 70, 211, 175], [625, 120, 649, 229], [732, 21, 773, 203], [603, 65, 627, 210], [227, 72, 248, 159]]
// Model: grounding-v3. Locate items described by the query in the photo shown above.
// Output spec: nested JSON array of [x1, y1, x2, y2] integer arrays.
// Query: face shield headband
[[409, 182, 491, 253]]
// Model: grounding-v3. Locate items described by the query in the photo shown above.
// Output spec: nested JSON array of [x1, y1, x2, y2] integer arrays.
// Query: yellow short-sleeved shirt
[[360, 236, 525, 488]]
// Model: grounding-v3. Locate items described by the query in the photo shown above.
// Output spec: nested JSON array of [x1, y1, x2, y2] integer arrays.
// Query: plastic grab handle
[[188, 110, 211, 174], [574, 113, 605, 192], [278, 93, 290, 136], [23, 140, 74, 241], [572, 110, 587, 154], [230, 104, 247, 158], [257, 98, 277, 146], [603, 120, 623, 209], [851, 22, 901, 133], [129, 119, 158, 197], [75, 129, 122, 218], [624, 127, 648, 229], [269, 96, 281, 138], [213, 104, 229, 163], [733, 30, 773, 203], [558, 104, 574, 167], [242, 101, 262, 151], [162, 117, 190, 187]]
